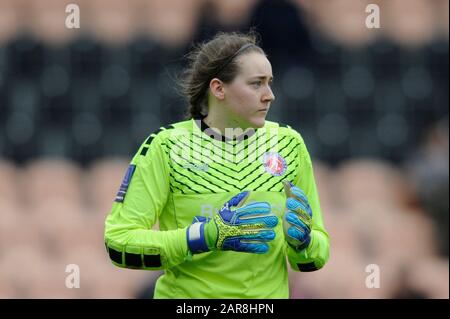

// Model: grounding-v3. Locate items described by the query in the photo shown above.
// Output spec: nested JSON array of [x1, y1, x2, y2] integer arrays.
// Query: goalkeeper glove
[[282, 180, 313, 251], [187, 191, 278, 254]]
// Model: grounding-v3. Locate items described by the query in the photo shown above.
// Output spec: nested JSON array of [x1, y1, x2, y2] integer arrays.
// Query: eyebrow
[[250, 75, 274, 81]]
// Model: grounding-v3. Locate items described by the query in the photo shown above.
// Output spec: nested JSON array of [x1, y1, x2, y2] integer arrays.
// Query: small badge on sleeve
[[115, 164, 136, 203]]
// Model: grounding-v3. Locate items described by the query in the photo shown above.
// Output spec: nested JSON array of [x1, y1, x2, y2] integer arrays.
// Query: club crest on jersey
[[262, 152, 287, 176]]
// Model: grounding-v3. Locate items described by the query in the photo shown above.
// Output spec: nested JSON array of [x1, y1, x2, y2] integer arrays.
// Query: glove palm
[[282, 180, 313, 251]]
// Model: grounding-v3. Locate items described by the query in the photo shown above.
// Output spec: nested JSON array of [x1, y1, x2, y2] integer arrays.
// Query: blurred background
[[0, 0, 448, 298]]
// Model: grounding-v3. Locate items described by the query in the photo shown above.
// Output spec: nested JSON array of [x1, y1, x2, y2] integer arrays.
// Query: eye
[[251, 81, 262, 88]]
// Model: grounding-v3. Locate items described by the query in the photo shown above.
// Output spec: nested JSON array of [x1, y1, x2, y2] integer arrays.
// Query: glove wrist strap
[[187, 222, 209, 254]]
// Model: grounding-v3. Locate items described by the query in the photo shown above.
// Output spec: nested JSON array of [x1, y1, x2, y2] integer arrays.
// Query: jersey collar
[[193, 117, 258, 143]]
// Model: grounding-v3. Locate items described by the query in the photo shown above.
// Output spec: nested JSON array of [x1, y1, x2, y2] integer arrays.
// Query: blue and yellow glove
[[187, 191, 278, 254], [282, 180, 313, 251]]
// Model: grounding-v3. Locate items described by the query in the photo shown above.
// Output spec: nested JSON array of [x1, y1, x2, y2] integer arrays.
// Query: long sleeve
[[104, 132, 189, 270], [286, 133, 330, 272]]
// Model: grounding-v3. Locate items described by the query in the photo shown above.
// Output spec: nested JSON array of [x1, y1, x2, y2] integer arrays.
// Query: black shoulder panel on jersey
[[144, 136, 154, 145], [140, 147, 149, 156], [144, 124, 176, 146], [279, 123, 292, 129]]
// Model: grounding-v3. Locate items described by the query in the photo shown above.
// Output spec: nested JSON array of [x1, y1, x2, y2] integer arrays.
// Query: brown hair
[[180, 31, 265, 119]]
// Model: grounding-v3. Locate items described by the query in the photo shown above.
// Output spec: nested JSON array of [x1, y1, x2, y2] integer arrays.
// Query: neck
[[203, 112, 252, 140]]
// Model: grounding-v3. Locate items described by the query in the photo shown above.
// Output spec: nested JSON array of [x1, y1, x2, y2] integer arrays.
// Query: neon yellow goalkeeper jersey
[[104, 119, 329, 298]]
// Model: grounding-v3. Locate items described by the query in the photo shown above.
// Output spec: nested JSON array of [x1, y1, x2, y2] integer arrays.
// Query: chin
[[250, 117, 266, 129]]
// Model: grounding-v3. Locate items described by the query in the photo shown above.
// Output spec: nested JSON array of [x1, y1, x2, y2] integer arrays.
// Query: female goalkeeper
[[104, 31, 329, 298]]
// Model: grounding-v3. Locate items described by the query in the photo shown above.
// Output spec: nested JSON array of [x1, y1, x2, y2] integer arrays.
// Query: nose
[[262, 85, 275, 102]]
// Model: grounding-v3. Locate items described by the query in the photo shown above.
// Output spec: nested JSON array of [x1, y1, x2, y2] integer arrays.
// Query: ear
[[209, 78, 225, 100]]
